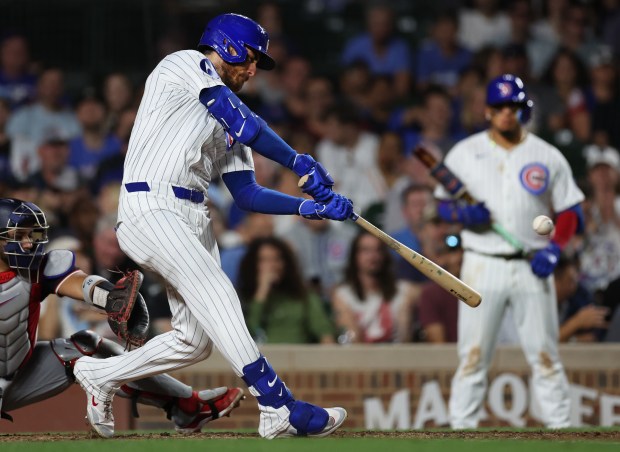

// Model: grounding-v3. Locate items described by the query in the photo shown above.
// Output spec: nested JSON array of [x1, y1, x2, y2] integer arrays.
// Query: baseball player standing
[[435, 74, 584, 429], [72, 13, 351, 439], [0, 198, 243, 432]]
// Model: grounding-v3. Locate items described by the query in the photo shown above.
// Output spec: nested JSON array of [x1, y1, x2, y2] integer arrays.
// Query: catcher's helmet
[[0, 198, 49, 281], [486, 74, 534, 123], [198, 13, 275, 70]]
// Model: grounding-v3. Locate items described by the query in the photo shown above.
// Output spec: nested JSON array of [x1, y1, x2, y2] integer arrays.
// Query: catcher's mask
[[0, 198, 49, 282]]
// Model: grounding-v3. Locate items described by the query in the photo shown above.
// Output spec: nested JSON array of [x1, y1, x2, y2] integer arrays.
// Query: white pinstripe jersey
[[434, 131, 584, 254], [122, 50, 254, 196]]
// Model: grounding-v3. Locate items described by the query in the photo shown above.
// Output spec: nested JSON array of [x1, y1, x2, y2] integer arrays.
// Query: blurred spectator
[[341, 4, 412, 97], [579, 145, 620, 293], [363, 75, 397, 134], [102, 72, 135, 136], [316, 103, 383, 215], [540, 47, 591, 143], [458, 0, 511, 52], [238, 237, 335, 344], [587, 48, 620, 149], [373, 131, 412, 232], [91, 212, 132, 281], [532, 0, 567, 45], [281, 209, 356, 303], [300, 75, 335, 140], [6, 67, 81, 179], [601, 0, 620, 59], [220, 212, 274, 287], [390, 85, 461, 156], [456, 83, 488, 136], [331, 231, 419, 343], [0, 33, 37, 109], [68, 194, 100, 253], [338, 61, 371, 112], [558, 2, 606, 67], [417, 234, 463, 343], [25, 136, 82, 229], [0, 97, 13, 193], [555, 255, 608, 342], [389, 184, 434, 280], [278, 55, 312, 123], [416, 12, 472, 96], [68, 95, 122, 181], [507, 1, 557, 80]]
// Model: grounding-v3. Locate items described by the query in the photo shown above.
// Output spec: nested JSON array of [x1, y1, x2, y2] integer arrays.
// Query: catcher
[[0, 198, 244, 434]]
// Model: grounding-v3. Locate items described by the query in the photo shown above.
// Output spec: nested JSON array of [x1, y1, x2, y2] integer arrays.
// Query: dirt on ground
[[1, 430, 619, 442]]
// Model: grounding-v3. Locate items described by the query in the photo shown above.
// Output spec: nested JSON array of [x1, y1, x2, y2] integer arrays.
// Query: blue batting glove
[[457, 203, 491, 227], [530, 241, 561, 278], [292, 154, 334, 202], [299, 194, 353, 221]]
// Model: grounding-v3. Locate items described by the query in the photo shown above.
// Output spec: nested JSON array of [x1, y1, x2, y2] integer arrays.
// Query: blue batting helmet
[[0, 198, 49, 281], [486, 74, 534, 123], [198, 13, 275, 70]]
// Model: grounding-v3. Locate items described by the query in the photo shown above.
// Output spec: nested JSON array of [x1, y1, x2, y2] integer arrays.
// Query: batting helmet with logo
[[198, 13, 275, 70], [486, 74, 534, 123], [0, 198, 49, 281]]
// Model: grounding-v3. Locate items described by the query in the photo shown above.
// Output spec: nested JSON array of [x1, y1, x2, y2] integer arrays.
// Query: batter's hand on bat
[[293, 154, 334, 202], [437, 201, 491, 227], [298, 194, 353, 221]]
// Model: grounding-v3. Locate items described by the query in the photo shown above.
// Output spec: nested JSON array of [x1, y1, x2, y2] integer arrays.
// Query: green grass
[[1, 429, 619, 452]]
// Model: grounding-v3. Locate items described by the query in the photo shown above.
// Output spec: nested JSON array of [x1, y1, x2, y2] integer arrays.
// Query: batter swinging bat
[[413, 146, 528, 254], [298, 175, 481, 308]]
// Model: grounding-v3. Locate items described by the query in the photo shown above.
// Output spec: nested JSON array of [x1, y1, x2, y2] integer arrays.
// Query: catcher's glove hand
[[105, 270, 150, 348]]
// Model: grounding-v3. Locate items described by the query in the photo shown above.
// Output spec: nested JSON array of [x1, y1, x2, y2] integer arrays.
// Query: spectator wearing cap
[[6, 67, 81, 180], [579, 145, 620, 294]]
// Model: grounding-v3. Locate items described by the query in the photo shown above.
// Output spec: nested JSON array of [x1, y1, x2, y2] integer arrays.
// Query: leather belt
[[125, 182, 205, 204], [466, 249, 527, 260]]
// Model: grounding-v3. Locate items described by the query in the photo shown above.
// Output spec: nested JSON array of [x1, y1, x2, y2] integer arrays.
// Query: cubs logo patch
[[498, 82, 512, 97], [225, 131, 236, 150], [519, 162, 549, 195]]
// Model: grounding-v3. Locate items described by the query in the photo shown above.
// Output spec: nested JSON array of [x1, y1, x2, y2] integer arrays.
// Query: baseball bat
[[413, 146, 528, 253], [298, 175, 481, 307]]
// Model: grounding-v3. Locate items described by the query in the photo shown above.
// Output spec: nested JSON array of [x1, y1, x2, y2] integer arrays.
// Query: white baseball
[[532, 215, 554, 235]]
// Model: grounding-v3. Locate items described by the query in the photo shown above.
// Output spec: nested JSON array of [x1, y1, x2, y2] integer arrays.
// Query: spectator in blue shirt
[[341, 4, 412, 97], [416, 12, 472, 96], [0, 34, 37, 109]]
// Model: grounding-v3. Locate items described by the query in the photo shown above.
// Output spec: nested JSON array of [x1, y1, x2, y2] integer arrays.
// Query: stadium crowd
[[1, 0, 619, 345]]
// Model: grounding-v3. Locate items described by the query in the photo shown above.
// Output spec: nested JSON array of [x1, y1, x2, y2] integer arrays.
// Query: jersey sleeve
[[213, 139, 255, 177], [551, 147, 585, 212], [159, 50, 224, 99]]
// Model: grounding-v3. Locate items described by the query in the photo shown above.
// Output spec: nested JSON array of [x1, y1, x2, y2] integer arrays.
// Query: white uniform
[[434, 131, 584, 429], [73, 50, 266, 423]]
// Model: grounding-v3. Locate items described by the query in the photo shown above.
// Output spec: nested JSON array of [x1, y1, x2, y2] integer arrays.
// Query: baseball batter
[[0, 198, 243, 432], [435, 74, 584, 429], [73, 13, 351, 439]]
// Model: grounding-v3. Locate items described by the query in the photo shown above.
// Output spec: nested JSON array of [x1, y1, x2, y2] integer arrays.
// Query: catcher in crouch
[[0, 198, 244, 434]]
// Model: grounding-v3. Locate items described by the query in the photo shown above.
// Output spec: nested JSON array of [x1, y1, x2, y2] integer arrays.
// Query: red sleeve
[[552, 210, 578, 249]]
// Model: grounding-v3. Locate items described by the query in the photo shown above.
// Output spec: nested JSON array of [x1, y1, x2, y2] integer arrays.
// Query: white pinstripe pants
[[449, 251, 571, 429], [75, 192, 261, 398]]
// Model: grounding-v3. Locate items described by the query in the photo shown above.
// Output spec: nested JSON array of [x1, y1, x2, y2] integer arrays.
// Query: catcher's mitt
[[105, 270, 150, 348]]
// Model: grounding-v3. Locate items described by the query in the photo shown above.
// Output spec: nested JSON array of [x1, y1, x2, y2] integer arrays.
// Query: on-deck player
[[73, 13, 352, 438], [0, 198, 244, 433], [435, 74, 584, 429]]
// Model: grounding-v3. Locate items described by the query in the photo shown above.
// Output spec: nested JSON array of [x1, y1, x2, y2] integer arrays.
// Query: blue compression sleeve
[[222, 170, 304, 215], [246, 117, 297, 169]]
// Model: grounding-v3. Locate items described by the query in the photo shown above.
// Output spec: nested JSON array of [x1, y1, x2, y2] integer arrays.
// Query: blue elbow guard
[[199, 85, 261, 144]]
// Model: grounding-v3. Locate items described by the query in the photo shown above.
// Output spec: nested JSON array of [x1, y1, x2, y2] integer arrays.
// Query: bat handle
[[298, 174, 309, 188]]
